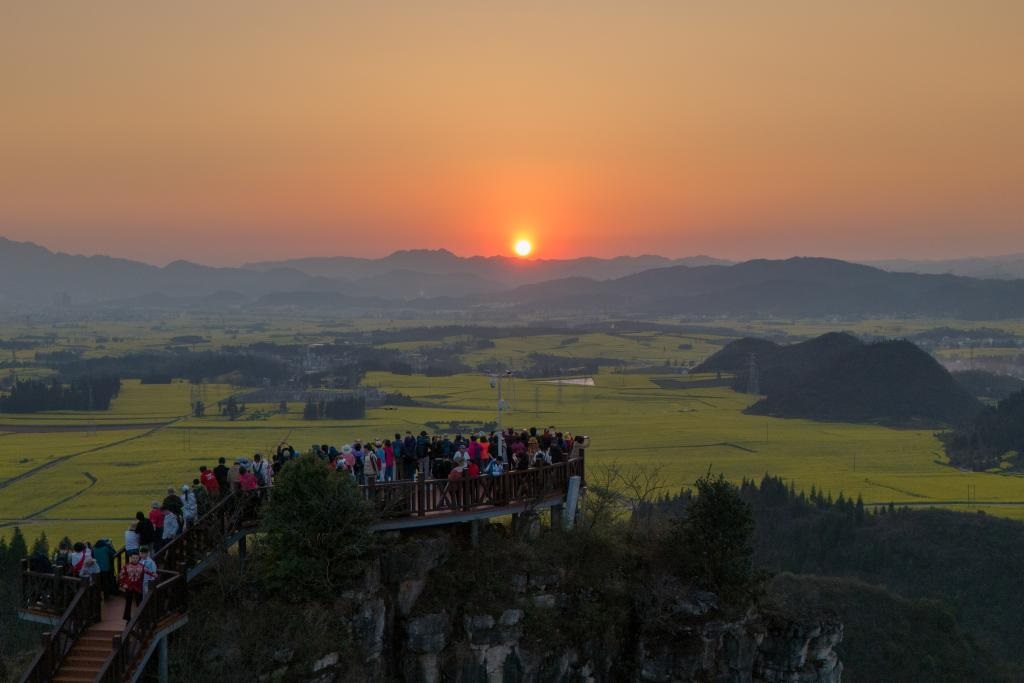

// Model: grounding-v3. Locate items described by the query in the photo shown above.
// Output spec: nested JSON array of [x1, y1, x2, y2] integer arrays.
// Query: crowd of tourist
[[27, 426, 587, 622], [304, 426, 588, 485]]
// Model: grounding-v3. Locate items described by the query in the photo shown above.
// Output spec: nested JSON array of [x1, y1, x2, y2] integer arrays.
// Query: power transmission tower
[[746, 353, 760, 395]]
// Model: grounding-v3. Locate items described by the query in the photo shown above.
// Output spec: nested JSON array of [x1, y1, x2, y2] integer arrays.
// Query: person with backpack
[[252, 453, 272, 488], [92, 538, 117, 597], [364, 443, 382, 485], [69, 542, 92, 577]]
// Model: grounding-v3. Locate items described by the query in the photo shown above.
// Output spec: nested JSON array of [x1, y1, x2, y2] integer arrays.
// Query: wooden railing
[[95, 569, 188, 683], [19, 562, 87, 616], [361, 458, 584, 517], [155, 487, 255, 573], [19, 574, 102, 683]]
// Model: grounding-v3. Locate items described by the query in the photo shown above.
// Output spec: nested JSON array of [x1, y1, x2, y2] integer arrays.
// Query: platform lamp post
[[490, 370, 513, 462]]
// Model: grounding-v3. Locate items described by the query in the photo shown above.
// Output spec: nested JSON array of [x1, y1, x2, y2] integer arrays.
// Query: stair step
[[74, 645, 113, 657], [66, 653, 108, 667], [54, 665, 102, 681], [90, 628, 123, 637], [54, 675, 96, 683]]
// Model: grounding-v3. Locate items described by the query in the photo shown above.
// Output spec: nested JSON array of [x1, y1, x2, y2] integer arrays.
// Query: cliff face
[[266, 534, 843, 683]]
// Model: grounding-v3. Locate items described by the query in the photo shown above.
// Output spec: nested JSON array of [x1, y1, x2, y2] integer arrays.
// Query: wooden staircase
[[52, 600, 124, 682]]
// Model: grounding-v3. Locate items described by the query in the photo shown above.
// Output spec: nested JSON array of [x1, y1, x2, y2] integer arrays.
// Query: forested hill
[[943, 389, 1024, 471], [696, 334, 981, 426]]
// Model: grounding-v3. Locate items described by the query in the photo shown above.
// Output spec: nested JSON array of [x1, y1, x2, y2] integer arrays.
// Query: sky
[[1, 1, 1022, 266]]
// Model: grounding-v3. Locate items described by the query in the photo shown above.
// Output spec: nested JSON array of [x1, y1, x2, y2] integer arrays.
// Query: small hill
[[943, 389, 1024, 470], [952, 370, 1024, 401], [697, 334, 981, 426]]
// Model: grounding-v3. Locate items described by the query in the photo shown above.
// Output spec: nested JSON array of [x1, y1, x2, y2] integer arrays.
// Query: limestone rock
[[406, 612, 450, 654]]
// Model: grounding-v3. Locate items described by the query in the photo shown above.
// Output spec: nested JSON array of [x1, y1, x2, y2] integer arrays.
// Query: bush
[[256, 455, 375, 599]]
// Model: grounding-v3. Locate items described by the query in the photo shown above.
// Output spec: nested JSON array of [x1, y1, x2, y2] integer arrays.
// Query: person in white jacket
[[180, 484, 198, 526], [162, 507, 181, 543]]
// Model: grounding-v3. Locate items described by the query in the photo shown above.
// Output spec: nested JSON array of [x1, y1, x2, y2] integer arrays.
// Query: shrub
[[256, 455, 375, 599]]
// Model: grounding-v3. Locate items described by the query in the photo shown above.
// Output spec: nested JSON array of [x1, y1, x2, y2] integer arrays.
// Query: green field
[[5, 362, 1024, 546]]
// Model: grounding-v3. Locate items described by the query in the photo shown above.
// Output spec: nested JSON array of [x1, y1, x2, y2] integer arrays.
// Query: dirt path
[[0, 421, 171, 433]]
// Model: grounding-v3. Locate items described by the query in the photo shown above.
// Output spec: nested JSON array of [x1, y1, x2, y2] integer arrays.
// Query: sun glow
[[514, 239, 533, 257]]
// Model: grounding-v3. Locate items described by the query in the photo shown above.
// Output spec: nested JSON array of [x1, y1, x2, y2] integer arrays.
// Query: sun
[[514, 239, 533, 257]]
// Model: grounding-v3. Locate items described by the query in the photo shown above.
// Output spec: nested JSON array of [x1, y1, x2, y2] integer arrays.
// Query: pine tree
[[8, 527, 28, 561], [31, 530, 49, 557]]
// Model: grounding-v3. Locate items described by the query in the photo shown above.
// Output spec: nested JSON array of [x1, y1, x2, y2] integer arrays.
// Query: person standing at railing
[[149, 501, 165, 552], [135, 511, 156, 551], [162, 505, 181, 546], [192, 478, 210, 516], [118, 552, 145, 623], [139, 547, 158, 597], [383, 439, 396, 482], [181, 485, 198, 528], [213, 457, 230, 496], [200, 465, 221, 500], [124, 521, 141, 557]]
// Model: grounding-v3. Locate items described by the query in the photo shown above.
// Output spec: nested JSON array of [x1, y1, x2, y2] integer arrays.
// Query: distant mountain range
[[498, 257, 1024, 318], [865, 255, 1024, 280], [4, 235, 1024, 319]]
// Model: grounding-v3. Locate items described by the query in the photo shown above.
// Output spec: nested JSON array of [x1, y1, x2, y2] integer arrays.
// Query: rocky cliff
[[253, 533, 843, 683]]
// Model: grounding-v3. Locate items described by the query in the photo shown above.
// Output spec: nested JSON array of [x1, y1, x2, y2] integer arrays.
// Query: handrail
[[20, 562, 85, 615], [94, 569, 187, 683], [19, 575, 102, 683], [361, 457, 584, 518]]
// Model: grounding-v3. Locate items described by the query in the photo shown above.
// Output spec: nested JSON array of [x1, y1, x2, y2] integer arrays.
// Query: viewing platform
[[18, 457, 585, 682]]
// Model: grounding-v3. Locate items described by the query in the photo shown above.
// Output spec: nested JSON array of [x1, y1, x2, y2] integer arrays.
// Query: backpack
[[253, 461, 268, 486]]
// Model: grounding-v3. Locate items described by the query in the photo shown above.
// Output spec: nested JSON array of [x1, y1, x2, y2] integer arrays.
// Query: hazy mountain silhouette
[[867, 254, 1024, 280], [5, 237, 1024, 319], [501, 257, 1024, 318], [244, 249, 731, 287]]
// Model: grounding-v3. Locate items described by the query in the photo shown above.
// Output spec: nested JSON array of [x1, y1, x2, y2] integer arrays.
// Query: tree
[[7, 527, 28, 562], [278, 400, 288, 414], [256, 455, 374, 598], [31, 531, 49, 558], [224, 396, 239, 420], [193, 400, 205, 417], [675, 472, 754, 598]]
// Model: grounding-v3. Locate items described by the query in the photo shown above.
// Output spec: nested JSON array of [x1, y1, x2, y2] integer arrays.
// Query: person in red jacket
[[199, 465, 220, 499], [118, 552, 146, 622]]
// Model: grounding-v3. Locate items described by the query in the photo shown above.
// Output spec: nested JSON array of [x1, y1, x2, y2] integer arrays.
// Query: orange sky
[[1, 2, 1022, 265]]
